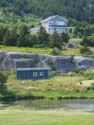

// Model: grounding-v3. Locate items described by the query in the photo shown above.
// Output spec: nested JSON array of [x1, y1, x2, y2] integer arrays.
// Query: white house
[[30, 15, 74, 35]]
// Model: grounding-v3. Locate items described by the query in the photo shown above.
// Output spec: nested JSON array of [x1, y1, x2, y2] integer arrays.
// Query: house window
[[55, 21, 65, 25], [40, 72, 44, 76], [49, 21, 54, 25], [33, 72, 37, 77]]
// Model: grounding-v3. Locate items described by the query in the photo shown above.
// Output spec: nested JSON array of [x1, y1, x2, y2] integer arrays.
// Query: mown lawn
[[0, 109, 94, 125]]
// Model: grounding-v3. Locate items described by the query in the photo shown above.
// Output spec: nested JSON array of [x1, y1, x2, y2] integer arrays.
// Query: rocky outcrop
[[0, 51, 94, 72]]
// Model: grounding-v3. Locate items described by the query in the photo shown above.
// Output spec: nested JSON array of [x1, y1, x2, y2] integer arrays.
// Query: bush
[[61, 32, 70, 44], [80, 71, 94, 80], [51, 47, 61, 55], [88, 36, 94, 46], [50, 32, 62, 50], [0, 72, 8, 94], [87, 83, 94, 90], [51, 70, 63, 77], [80, 44, 91, 54], [81, 36, 94, 47], [48, 58, 55, 70]]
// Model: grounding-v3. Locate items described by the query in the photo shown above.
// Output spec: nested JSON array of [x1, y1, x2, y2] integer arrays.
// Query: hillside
[[0, 0, 94, 26]]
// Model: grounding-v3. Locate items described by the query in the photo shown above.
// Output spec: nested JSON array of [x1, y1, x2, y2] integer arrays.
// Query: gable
[[41, 15, 68, 23], [50, 15, 67, 23]]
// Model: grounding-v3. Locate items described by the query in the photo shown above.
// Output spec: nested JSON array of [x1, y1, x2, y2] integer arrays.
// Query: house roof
[[30, 26, 40, 30], [41, 15, 68, 23]]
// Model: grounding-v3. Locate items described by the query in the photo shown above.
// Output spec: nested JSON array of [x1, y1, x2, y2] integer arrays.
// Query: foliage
[[50, 32, 62, 49], [1, 71, 94, 99], [81, 37, 89, 46], [74, 23, 94, 37], [0, 0, 94, 25], [0, 24, 69, 51], [51, 70, 63, 77], [0, 23, 7, 44], [80, 44, 91, 54], [17, 25, 30, 47], [81, 36, 94, 47], [51, 47, 61, 55], [37, 27, 50, 47], [61, 32, 70, 44], [3, 28, 18, 46], [88, 36, 94, 46], [0, 72, 8, 94], [79, 71, 94, 80]]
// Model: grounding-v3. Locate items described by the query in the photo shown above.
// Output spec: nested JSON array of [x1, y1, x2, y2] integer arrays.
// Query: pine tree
[[50, 32, 62, 49]]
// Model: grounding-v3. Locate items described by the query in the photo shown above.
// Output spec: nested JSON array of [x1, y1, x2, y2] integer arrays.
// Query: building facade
[[30, 15, 74, 35], [16, 68, 51, 80]]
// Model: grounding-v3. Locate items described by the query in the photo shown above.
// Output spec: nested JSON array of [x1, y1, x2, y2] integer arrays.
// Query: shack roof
[[16, 67, 51, 71]]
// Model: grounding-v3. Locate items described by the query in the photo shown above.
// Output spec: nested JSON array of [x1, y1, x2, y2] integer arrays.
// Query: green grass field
[[0, 45, 93, 56], [0, 37, 93, 56], [3, 71, 94, 99], [0, 108, 94, 125]]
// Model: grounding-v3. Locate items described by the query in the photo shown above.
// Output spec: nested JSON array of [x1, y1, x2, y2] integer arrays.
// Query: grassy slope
[[0, 38, 94, 56], [3, 72, 94, 99], [0, 108, 94, 125], [1, 45, 94, 56]]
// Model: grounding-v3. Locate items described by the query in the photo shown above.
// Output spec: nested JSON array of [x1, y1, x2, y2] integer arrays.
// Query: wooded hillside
[[0, 0, 94, 25]]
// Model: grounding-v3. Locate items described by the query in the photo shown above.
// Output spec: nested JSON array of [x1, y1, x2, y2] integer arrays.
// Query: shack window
[[33, 72, 37, 77], [40, 72, 44, 76], [48, 71, 50, 76]]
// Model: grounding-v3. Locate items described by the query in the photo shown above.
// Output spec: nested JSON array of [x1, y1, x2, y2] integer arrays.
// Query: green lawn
[[0, 45, 93, 56], [0, 37, 94, 56], [70, 38, 82, 43], [0, 108, 94, 125], [0, 45, 52, 54], [4, 72, 94, 99]]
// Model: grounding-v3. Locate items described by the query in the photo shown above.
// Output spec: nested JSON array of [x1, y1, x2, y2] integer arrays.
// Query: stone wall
[[0, 51, 94, 72]]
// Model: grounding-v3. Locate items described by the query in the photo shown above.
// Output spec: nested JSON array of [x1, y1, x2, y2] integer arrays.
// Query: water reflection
[[1, 99, 94, 111]]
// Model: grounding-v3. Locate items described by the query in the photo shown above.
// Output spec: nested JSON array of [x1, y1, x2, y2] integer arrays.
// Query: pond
[[1, 99, 94, 111]]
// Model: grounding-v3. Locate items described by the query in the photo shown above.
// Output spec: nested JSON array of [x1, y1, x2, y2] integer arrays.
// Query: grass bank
[[0, 45, 94, 56], [0, 107, 94, 125], [1, 71, 94, 100], [0, 37, 94, 56]]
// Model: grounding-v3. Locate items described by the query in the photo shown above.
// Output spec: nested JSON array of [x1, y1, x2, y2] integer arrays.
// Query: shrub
[[51, 47, 61, 55], [88, 36, 94, 46], [61, 32, 70, 44], [0, 72, 8, 94], [87, 83, 94, 90], [48, 58, 55, 70], [51, 70, 63, 77], [80, 44, 91, 54], [81, 36, 94, 47]]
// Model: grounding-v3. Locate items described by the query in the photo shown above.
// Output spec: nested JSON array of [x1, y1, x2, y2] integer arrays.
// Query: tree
[[28, 34, 38, 47], [88, 36, 94, 46], [84, 26, 91, 36], [17, 25, 29, 47], [37, 26, 50, 47], [81, 36, 94, 47], [61, 32, 70, 44], [0, 72, 7, 94], [3, 28, 18, 46], [81, 37, 89, 46], [0, 23, 7, 44], [50, 32, 62, 49], [80, 43, 91, 54]]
